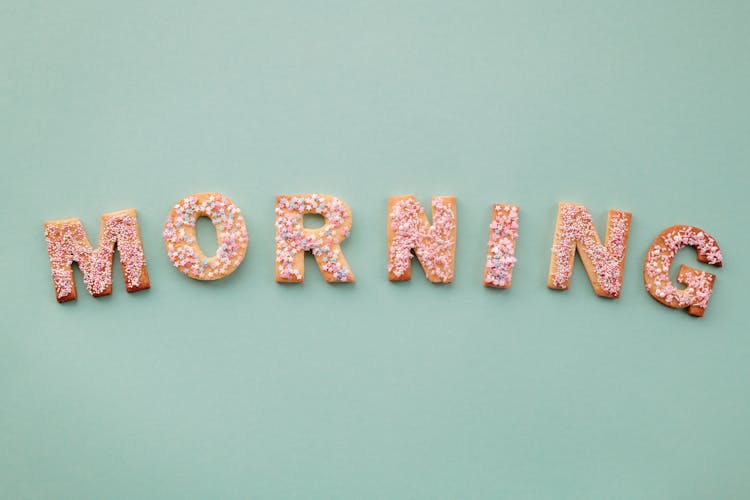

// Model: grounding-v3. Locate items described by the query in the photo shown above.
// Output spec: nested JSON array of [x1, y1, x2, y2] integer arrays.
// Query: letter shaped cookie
[[483, 204, 519, 288], [388, 195, 457, 283], [644, 225, 722, 317], [548, 202, 632, 298], [163, 192, 248, 280], [275, 194, 355, 282], [44, 208, 150, 302]]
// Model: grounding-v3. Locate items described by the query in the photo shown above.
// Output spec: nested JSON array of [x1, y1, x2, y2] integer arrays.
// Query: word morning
[[42, 192, 724, 317]]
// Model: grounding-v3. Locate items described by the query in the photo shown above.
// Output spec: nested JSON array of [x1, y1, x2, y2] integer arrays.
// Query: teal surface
[[2, 2, 749, 498]]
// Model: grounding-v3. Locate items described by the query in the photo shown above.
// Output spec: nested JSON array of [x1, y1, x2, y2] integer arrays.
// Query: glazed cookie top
[[484, 204, 519, 288], [44, 211, 146, 298], [644, 225, 722, 309], [388, 196, 456, 282], [163, 193, 248, 280], [275, 194, 353, 282], [550, 203, 630, 296]]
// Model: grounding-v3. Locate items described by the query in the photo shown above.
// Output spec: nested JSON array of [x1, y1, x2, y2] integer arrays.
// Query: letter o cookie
[[163, 192, 248, 280]]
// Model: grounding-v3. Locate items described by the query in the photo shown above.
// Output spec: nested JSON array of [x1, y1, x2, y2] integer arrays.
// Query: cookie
[[275, 194, 355, 283], [388, 195, 457, 283], [163, 192, 248, 280], [44, 208, 150, 302], [643, 225, 723, 317], [483, 204, 519, 288], [548, 202, 632, 298]]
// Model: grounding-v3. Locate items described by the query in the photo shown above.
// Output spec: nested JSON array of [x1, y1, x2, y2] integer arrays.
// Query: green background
[[2, 1, 749, 498]]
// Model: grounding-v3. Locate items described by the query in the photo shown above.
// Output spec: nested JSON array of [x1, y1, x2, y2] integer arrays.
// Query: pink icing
[[388, 196, 456, 282], [484, 204, 519, 288]]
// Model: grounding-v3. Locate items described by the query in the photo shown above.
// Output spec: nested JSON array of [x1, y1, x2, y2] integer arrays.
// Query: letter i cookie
[[483, 204, 519, 288]]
